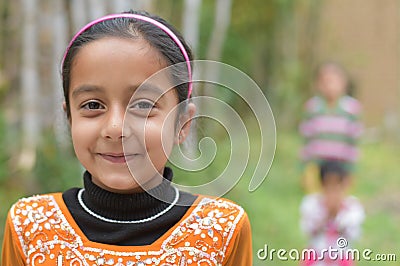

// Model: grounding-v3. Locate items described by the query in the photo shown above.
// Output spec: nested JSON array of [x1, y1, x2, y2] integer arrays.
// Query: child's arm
[[223, 213, 252, 266], [336, 196, 365, 240], [1, 212, 26, 266], [300, 194, 328, 237]]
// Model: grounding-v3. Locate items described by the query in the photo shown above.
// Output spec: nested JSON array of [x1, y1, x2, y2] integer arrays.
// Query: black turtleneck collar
[[81, 167, 177, 221], [62, 167, 197, 245]]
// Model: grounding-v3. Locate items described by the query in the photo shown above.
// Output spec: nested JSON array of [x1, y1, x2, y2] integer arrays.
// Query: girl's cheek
[[144, 119, 175, 159], [144, 122, 165, 150]]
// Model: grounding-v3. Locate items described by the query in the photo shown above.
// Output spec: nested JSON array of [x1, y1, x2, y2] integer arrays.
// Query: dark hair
[[62, 10, 193, 118], [319, 160, 348, 185]]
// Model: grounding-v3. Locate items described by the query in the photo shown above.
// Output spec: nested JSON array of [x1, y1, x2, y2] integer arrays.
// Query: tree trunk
[[19, 0, 40, 173], [203, 0, 232, 96], [199, 0, 232, 163], [87, 0, 106, 20], [69, 0, 89, 33], [52, 0, 69, 147], [182, 0, 202, 55], [180, 0, 202, 157], [0, 0, 7, 69], [111, 0, 132, 13], [206, 0, 232, 61]]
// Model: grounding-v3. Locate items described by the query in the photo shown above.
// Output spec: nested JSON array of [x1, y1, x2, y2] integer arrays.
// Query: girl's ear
[[62, 102, 71, 125], [176, 103, 196, 144]]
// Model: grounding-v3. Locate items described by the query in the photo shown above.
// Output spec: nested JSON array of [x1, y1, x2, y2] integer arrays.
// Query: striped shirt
[[299, 95, 363, 164]]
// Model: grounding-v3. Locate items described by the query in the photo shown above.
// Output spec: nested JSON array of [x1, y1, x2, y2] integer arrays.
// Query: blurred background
[[0, 0, 399, 265]]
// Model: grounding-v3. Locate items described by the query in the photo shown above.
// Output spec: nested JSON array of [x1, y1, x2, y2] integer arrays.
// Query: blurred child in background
[[300, 160, 365, 266], [299, 62, 363, 193]]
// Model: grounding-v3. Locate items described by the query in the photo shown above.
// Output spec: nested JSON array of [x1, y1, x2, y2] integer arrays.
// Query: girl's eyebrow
[[71, 85, 104, 99], [133, 83, 165, 96], [71, 83, 168, 99]]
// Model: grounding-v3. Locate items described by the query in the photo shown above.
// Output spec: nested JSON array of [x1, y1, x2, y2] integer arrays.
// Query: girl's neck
[[323, 95, 342, 109], [326, 99, 337, 108]]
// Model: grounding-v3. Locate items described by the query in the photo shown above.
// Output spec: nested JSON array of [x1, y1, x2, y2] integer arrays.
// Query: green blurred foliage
[[33, 131, 83, 193], [0, 114, 10, 184]]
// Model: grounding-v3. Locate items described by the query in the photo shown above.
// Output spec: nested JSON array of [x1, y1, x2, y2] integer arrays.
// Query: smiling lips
[[99, 153, 137, 163]]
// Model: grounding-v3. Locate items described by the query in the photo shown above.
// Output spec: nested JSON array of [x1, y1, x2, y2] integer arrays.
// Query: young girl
[[1, 11, 252, 266], [299, 62, 363, 193], [300, 160, 365, 266]]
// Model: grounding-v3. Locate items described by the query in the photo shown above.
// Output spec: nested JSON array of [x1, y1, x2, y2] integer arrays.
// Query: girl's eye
[[131, 101, 155, 110], [82, 101, 104, 110]]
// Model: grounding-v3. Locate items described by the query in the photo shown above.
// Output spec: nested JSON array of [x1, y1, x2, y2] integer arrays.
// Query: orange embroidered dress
[[2, 193, 252, 266]]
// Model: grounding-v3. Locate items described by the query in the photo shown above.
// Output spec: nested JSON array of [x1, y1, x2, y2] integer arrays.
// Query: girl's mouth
[[99, 153, 137, 164]]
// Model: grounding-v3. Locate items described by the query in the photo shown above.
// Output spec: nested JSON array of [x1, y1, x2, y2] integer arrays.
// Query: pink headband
[[62, 13, 193, 99]]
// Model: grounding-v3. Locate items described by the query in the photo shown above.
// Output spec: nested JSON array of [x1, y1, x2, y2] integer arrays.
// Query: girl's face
[[67, 37, 186, 193], [316, 66, 347, 102], [322, 173, 347, 215]]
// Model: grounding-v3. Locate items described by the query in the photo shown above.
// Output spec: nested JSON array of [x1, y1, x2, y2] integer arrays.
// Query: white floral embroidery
[[10, 194, 244, 266]]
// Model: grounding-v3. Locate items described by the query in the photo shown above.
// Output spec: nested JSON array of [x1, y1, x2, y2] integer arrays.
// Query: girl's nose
[[101, 107, 127, 141]]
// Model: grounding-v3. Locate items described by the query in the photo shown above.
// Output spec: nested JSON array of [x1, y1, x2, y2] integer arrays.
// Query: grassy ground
[[0, 130, 399, 265]]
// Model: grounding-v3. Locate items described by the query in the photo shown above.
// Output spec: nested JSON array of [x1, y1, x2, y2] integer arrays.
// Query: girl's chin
[[94, 175, 143, 193], [102, 182, 144, 194], [91, 169, 163, 193]]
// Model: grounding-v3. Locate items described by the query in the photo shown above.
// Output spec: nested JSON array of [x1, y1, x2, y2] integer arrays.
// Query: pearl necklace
[[77, 186, 179, 224]]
